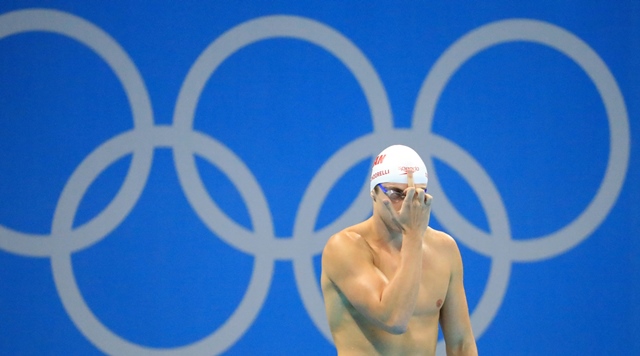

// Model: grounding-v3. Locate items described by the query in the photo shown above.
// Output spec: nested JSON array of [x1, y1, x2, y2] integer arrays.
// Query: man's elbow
[[378, 314, 410, 334], [446, 339, 478, 356], [384, 323, 408, 335]]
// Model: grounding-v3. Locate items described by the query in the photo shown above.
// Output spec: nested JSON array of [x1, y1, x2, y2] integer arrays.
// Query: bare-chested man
[[321, 144, 477, 355]]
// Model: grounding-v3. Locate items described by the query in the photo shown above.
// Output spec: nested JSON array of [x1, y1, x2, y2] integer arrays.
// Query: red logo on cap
[[373, 154, 386, 166], [399, 166, 419, 175]]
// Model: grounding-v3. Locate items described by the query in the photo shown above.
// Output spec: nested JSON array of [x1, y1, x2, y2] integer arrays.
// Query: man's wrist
[[402, 230, 424, 244]]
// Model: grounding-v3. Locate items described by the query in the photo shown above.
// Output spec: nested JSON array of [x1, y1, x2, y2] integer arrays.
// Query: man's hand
[[382, 170, 432, 238]]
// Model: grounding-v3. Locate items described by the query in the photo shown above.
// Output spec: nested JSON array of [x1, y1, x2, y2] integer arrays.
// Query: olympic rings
[[0, 9, 629, 356]]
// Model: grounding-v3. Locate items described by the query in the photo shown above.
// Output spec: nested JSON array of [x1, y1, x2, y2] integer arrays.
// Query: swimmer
[[321, 144, 477, 355]]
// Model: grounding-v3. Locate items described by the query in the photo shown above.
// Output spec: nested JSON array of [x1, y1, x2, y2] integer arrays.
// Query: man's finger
[[382, 199, 403, 230], [400, 187, 417, 216], [416, 188, 426, 204], [407, 169, 415, 187], [425, 193, 433, 206]]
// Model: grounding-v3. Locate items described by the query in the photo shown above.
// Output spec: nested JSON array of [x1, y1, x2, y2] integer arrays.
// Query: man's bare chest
[[373, 246, 450, 316]]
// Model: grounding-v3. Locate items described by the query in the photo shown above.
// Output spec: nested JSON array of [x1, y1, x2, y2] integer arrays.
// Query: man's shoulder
[[426, 228, 464, 271], [322, 223, 373, 283], [324, 224, 366, 256], [426, 227, 460, 253]]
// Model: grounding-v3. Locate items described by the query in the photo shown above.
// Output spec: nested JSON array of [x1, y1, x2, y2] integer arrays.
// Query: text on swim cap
[[371, 169, 389, 180], [399, 166, 420, 173]]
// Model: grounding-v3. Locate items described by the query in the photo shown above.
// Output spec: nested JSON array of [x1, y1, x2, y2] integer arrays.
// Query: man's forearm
[[377, 234, 423, 333]]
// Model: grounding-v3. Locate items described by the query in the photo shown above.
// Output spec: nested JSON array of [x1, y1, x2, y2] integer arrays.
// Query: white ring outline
[[413, 19, 630, 261], [52, 128, 275, 355], [0, 9, 155, 257], [172, 15, 393, 258]]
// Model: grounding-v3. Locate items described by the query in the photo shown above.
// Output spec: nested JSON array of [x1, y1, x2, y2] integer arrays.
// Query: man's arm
[[439, 235, 478, 355], [322, 228, 423, 334]]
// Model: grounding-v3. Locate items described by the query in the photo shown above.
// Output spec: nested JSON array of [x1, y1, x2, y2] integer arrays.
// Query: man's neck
[[366, 215, 403, 251]]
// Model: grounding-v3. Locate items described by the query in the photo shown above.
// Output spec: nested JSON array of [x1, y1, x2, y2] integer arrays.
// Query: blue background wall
[[1, 1, 638, 355]]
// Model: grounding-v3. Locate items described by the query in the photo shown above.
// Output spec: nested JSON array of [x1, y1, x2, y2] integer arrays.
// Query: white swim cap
[[370, 145, 428, 191]]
